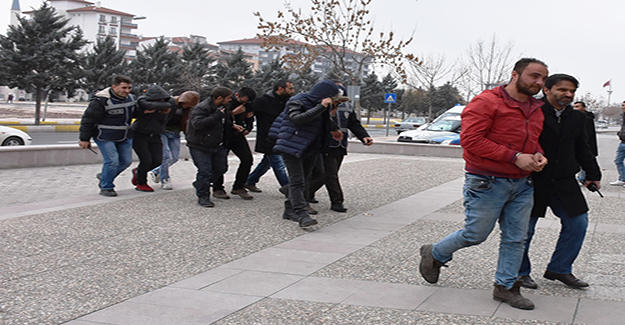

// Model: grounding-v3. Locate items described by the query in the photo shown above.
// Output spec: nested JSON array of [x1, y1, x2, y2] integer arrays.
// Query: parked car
[[0, 125, 32, 146], [394, 117, 427, 134], [397, 105, 465, 143], [430, 133, 461, 145], [595, 120, 608, 129]]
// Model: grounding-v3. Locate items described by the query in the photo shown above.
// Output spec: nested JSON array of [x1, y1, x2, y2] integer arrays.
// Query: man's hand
[[144, 109, 156, 114], [331, 130, 343, 141], [232, 124, 244, 132], [515, 153, 547, 172], [161, 108, 171, 114], [362, 137, 373, 146], [232, 105, 246, 115], [585, 180, 601, 190], [79, 140, 91, 149], [330, 107, 338, 117], [321, 98, 333, 108]]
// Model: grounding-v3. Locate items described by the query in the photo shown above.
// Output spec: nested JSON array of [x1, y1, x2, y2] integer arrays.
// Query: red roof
[[67, 6, 134, 17], [49, 0, 94, 4]]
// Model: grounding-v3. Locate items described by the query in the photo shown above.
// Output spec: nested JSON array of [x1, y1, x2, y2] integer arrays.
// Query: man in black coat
[[244, 80, 294, 192], [519, 74, 601, 289]]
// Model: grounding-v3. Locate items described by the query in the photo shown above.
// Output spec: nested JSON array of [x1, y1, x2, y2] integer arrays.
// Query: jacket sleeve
[[575, 115, 601, 181], [137, 98, 174, 112], [189, 105, 225, 130], [288, 101, 328, 126], [461, 97, 518, 162], [347, 109, 370, 140], [79, 99, 105, 141]]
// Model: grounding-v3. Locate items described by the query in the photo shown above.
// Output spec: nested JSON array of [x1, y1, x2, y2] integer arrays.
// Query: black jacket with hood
[[186, 97, 227, 152], [132, 85, 175, 135]]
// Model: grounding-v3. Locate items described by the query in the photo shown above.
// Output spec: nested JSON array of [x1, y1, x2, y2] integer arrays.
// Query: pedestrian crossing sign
[[384, 93, 397, 103]]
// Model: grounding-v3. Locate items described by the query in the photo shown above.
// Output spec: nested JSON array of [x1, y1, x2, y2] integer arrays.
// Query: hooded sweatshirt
[[132, 85, 176, 135]]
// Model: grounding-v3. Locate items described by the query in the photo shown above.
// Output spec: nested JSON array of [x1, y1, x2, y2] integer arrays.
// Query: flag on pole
[[603, 80, 611, 87]]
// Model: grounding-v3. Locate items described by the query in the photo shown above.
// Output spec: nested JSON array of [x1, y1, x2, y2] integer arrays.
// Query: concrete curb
[[0, 139, 464, 169]]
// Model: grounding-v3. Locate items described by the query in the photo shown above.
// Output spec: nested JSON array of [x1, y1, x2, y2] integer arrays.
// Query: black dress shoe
[[308, 197, 319, 204], [544, 270, 589, 288], [518, 275, 537, 289], [330, 203, 347, 212]]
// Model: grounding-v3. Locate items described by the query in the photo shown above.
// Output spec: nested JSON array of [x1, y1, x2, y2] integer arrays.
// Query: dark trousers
[[308, 154, 345, 204], [132, 132, 163, 185], [282, 151, 319, 214], [213, 137, 253, 191], [190, 147, 228, 197]]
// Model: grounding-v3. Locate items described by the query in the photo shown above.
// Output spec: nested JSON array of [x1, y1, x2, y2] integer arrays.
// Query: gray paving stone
[[273, 239, 365, 254], [292, 226, 393, 246], [80, 287, 262, 324], [202, 270, 305, 296], [575, 298, 625, 325], [271, 276, 369, 303], [247, 247, 348, 264], [221, 255, 328, 275], [168, 267, 244, 290], [341, 281, 438, 310], [416, 287, 499, 316], [493, 293, 577, 323]]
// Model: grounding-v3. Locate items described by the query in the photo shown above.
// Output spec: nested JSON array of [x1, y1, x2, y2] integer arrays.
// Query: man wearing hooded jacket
[[130, 85, 176, 192], [269, 79, 344, 228]]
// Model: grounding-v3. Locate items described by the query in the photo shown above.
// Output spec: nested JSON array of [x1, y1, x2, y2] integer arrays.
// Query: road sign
[[384, 93, 397, 103]]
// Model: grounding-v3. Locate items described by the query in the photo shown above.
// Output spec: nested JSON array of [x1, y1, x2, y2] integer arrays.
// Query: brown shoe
[[544, 270, 589, 288], [213, 190, 230, 199], [243, 184, 262, 193], [419, 244, 446, 284], [493, 281, 535, 310], [231, 188, 254, 200]]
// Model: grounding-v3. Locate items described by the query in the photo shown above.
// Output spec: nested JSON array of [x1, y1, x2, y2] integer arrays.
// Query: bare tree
[[459, 34, 515, 99], [405, 53, 465, 119], [254, 0, 415, 85]]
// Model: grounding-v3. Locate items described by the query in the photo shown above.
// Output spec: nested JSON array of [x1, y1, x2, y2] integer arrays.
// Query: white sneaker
[[162, 178, 173, 190], [609, 180, 625, 186], [150, 171, 160, 184]]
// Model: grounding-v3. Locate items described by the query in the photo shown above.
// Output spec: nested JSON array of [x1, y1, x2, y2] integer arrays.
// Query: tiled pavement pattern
[[2, 149, 625, 324]]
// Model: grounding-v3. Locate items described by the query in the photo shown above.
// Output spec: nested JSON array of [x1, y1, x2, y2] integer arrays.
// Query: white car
[[397, 105, 465, 143], [0, 125, 32, 146]]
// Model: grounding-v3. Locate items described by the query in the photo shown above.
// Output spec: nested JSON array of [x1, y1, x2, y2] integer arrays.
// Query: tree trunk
[[34, 88, 42, 125]]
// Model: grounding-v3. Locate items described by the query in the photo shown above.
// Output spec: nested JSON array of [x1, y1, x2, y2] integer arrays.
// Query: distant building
[[217, 37, 372, 79], [22, 0, 142, 59]]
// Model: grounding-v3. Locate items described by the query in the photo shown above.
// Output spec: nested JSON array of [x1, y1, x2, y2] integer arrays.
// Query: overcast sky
[[3, 0, 624, 104]]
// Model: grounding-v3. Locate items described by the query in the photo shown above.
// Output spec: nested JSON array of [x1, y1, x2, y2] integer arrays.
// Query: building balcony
[[120, 21, 138, 29], [120, 33, 137, 38]]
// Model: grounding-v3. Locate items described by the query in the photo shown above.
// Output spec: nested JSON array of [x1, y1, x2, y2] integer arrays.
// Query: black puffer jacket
[[186, 97, 227, 152], [132, 85, 175, 135]]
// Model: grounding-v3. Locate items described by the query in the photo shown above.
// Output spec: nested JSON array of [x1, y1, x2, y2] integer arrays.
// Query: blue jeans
[[189, 147, 227, 197], [94, 138, 133, 190], [615, 142, 625, 181], [519, 196, 588, 275], [151, 131, 181, 181], [246, 154, 289, 187], [432, 173, 534, 288]]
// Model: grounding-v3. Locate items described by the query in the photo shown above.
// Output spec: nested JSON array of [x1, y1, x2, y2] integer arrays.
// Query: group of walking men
[[79, 76, 373, 228], [80, 57, 609, 310]]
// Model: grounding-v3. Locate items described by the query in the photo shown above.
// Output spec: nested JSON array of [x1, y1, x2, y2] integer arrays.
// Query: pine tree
[[249, 59, 290, 93], [360, 72, 383, 120], [215, 47, 254, 91], [291, 66, 319, 93], [177, 42, 216, 99], [82, 35, 128, 95], [129, 37, 181, 93], [0, 2, 87, 124]]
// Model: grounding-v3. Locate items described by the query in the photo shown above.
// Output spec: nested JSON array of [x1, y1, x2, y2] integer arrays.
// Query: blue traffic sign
[[384, 93, 397, 103]]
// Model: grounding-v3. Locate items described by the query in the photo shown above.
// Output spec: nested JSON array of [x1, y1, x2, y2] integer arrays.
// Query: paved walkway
[[2, 149, 625, 324]]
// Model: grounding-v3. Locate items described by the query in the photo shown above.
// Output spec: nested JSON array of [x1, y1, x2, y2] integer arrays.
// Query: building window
[[111, 16, 118, 23], [109, 27, 117, 35], [99, 25, 105, 34], [99, 15, 106, 23]]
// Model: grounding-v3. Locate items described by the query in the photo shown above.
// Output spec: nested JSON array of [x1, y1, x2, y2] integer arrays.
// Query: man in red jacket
[[419, 58, 549, 310]]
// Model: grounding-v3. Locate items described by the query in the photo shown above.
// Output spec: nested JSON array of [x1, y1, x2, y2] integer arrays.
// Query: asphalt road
[[29, 128, 394, 145]]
